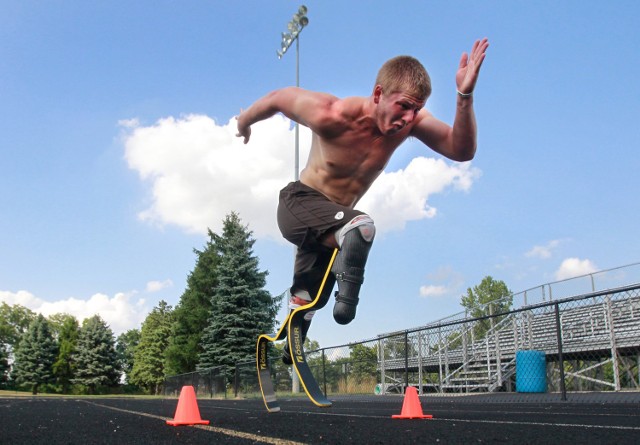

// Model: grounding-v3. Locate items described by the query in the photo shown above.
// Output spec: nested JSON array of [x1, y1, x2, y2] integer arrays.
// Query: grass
[[0, 389, 169, 399]]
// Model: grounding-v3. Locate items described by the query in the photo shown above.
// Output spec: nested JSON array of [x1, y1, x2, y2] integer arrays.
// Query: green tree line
[[1, 209, 513, 395], [0, 212, 279, 395]]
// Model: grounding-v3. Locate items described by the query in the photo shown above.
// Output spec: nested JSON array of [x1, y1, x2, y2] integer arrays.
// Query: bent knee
[[336, 215, 375, 246]]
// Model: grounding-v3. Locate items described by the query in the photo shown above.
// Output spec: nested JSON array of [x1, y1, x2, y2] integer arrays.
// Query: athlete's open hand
[[236, 124, 251, 144], [235, 111, 251, 144], [456, 38, 489, 95]]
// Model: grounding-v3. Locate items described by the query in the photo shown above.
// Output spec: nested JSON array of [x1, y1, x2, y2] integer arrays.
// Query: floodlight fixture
[[276, 5, 308, 60]]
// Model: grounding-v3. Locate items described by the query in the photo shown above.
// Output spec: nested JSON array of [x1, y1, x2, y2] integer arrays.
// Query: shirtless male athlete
[[237, 38, 489, 363]]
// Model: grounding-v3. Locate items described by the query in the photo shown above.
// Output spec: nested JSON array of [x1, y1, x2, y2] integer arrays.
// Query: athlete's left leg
[[282, 247, 336, 364]]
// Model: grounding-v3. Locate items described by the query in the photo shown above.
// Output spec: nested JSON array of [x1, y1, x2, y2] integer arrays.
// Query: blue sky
[[1, 1, 639, 348]]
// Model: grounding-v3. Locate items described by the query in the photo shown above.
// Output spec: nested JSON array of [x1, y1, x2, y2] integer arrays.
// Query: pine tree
[[130, 301, 173, 394], [71, 315, 120, 394], [198, 212, 280, 382], [11, 314, 57, 394], [116, 329, 141, 385], [0, 344, 8, 387], [51, 315, 79, 394], [165, 233, 220, 375]]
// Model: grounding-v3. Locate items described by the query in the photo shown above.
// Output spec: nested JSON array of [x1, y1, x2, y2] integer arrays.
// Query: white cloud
[[419, 284, 449, 298], [118, 118, 140, 128], [555, 258, 598, 281], [419, 266, 464, 299], [145, 279, 173, 293], [0, 290, 149, 335], [122, 114, 481, 239], [123, 114, 297, 240], [358, 157, 480, 233], [526, 240, 561, 259]]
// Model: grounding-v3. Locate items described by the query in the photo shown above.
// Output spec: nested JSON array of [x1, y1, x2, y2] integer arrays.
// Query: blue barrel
[[516, 350, 547, 393]]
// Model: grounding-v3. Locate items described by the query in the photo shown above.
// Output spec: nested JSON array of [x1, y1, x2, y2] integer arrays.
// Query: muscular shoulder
[[277, 88, 337, 127], [304, 94, 366, 137]]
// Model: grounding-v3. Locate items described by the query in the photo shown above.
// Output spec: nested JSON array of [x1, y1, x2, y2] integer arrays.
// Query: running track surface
[[1, 394, 640, 444]]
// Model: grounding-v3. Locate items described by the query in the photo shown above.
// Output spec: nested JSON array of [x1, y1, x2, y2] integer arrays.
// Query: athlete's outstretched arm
[[411, 38, 489, 162], [236, 87, 338, 144]]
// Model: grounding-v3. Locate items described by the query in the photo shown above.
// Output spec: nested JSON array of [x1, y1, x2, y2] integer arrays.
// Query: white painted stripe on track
[[292, 410, 640, 431], [431, 417, 640, 431], [80, 400, 305, 445], [182, 403, 640, 432]]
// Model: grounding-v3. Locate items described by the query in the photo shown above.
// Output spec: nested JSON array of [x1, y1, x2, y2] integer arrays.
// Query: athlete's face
[[374, 86, 425, 136]]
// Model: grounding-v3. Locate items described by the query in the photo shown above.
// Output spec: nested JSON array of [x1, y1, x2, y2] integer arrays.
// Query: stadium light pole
[[277, 5, 309, 395], [277, 5, 309, 181]]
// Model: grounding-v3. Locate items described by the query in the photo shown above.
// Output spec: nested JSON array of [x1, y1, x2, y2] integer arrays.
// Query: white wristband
[[457, 89, 473, 98]]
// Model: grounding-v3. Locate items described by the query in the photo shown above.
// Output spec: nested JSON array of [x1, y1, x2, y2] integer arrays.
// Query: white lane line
[[188, 402, 640, 431], [80, 400, 306, 445], [432, 417, 640, 431]]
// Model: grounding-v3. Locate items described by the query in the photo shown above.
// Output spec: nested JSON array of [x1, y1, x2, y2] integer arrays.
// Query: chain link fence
[[163, 366, 228, 399], [228, 283, 640, 403], [165, 263, 640, 403]]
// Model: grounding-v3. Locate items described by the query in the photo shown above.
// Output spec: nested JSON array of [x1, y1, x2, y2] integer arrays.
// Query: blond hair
[[375, 56, 431, 101]]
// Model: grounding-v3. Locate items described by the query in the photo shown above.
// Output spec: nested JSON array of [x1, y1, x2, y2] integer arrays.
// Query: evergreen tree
[[165, 233, 220, 375], [198, 212, 280, 381], [71, 315, 120, 394], [11, 314, 57, 394], [0, 344, 8, 387], [116, 329, 141, 385], [51, 315, 79, 393], [130, 301, 173, 394]]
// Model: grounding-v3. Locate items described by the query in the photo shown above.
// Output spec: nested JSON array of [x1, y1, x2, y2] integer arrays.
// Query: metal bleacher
[[377, 284, 640, 393]]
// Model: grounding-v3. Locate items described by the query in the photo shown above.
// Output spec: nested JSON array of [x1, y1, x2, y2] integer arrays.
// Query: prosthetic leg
[[282, 246, 338, 365], [281, 292, 314, 365], [332, 215, 376, 324], [256, 248, 338, 412]]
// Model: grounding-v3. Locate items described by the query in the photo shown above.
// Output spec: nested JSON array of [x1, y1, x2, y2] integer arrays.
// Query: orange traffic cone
[[166, 385, 210, 426], [392, 386, 433, 419]]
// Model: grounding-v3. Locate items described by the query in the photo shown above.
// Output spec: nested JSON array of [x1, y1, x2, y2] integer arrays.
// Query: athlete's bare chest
[[320, 132, 402, 169]]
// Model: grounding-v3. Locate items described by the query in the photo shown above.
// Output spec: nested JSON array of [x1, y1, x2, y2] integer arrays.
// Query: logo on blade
[[259, 341, 267, 370], [293, 326, 304, 362], [334, 211, 344, 220]]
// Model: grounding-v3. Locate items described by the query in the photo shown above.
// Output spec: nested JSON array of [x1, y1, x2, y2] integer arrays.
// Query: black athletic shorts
[[277, 181, 364, 302]]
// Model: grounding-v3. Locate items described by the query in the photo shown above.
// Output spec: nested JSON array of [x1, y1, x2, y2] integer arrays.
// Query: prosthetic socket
[[284, 290, 314, 365], [332, 215, 375, 324]]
